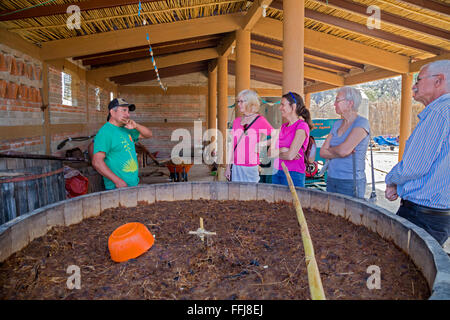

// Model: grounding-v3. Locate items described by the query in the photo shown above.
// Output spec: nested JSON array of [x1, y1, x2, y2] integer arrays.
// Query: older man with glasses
[[385, 60, 450, 247]]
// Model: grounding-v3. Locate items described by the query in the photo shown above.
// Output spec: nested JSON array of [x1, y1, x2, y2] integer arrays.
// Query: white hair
[[337, 86, 362, 112], [423, 60, 450, 90], [237, 89, 261, 113]]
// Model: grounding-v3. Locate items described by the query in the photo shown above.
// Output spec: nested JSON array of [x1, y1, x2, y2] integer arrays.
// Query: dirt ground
[[0, 200, 430, 300]]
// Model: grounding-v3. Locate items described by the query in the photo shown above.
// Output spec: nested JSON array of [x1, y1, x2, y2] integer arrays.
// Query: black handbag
[[229, 115, 261, 181]]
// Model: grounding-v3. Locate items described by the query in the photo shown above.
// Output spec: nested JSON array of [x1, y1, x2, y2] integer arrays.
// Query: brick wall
[[0, 43, 44, 153], [0, 43, 114, 155], [119, 90, 207, 159]]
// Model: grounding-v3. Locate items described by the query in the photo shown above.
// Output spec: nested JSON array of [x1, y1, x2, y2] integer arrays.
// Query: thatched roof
[[1, 0, 449, 91]]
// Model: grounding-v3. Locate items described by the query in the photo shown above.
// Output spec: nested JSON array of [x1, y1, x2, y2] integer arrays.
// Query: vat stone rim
[[0, 182, 449, 300]]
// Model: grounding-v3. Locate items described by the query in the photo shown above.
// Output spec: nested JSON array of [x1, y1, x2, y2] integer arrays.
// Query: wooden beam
[[87, 47, 219, 80], [304, 67, 400, 93], [110, 61, 208, 85], [392, 0, 450, 16], [242, 0, 273, 31], [304, 9, 444, 55], [243, 52, 345, 86], [253, 18, 410, 73], [0, 27, 41, 60], [83, 38, 219, 67], [344, 68, 399, 86], [251, 34, 365, 69], [0, 0, 161, 21], [304, 83, 337, 94], [0, 125, 43, 141], [310, 0, 450, 41], [409, 52, 450, 73], [41, 13, 244, 60], [118, 85, 208, 96], [251, 44, 351, 73]]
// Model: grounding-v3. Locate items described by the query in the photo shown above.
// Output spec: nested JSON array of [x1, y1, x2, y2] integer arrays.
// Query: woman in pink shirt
[[225, 90, 273, 183], [269, 92, 313, 187]]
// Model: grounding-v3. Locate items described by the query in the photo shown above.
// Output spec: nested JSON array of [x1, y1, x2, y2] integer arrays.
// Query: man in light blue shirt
[[385, 60, 450, 246]]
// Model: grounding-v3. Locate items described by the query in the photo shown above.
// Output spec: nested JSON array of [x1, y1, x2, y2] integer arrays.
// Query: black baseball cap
[[108, 98, 136, 111]]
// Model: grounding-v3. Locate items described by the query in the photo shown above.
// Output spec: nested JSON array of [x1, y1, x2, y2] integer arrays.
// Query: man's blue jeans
[[397, 203, 450, 246]]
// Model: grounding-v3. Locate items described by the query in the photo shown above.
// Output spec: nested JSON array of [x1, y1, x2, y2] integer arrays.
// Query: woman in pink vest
[[225, 89, 273, 183], [269, 92, 313, 187]]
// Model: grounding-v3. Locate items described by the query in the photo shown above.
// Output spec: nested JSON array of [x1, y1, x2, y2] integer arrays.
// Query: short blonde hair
[[237, 89, 260, 114]]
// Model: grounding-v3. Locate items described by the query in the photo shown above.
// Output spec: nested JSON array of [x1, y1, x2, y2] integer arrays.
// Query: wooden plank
[[14, 180, 28, 217], [88, 48, 219, 81], [304, 8, 444, 55], [1, 182, 17, 222], [393, 0, 450, 16], [243, 0, 273, 31], [38, 160, 49, 207], [253, 18, 410, 73], [0, 27, 41, 60], [311, 0, 450, 41], [0, 0, 161, 21], [41, 13, 243, 60], [25, 171, 40, 213]]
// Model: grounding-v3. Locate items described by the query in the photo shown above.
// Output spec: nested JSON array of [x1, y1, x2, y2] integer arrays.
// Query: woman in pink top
[[225, 89, 273, 183], [269, 92, 313, 187]]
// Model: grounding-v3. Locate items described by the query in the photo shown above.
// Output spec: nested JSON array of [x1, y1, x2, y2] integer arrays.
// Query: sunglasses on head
[[288, 91, 297, 105]]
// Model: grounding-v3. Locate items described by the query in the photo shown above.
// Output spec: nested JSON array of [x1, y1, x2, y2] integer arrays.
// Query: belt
[[400, 199, 450, 216]]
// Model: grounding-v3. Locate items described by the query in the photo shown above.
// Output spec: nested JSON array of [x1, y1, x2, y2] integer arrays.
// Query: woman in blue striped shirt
[[385, 60, 450, 246]]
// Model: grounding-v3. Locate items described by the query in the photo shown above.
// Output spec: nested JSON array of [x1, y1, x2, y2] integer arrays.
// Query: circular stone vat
[[0, 182, 449, 299]]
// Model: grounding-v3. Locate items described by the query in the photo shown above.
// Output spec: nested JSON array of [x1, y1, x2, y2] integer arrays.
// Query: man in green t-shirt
[[92, 98, 153, 190]]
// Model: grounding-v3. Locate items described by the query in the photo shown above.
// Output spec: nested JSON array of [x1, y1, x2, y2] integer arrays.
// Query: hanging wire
[[138, 0, 167, 91]]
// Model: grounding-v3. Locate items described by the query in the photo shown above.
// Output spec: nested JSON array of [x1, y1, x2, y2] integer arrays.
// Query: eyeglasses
[[236, 99, 246, 104], [415, 74, 439, 85], [335, 98, 346, 103]]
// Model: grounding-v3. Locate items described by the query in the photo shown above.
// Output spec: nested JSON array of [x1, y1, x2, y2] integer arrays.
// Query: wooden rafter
[[242, 0, 273, 31], [253, 17, 410, 74], [391, 0, 450, 16], [87, 47, 219, 81], [110, 61, 208, 85], [304, 9, 445, 55], [270, 1, 445, 54], [230, 52, 345, 86], [0, 0, 161, 22], [83, 38, 221, 68], [40, 13, 244, 60], [251, 34, 365, 69], [311, 0, 450, 41], [250, 43, 351, 73]]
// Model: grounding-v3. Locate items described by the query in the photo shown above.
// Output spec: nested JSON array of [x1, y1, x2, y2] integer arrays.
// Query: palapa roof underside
[[0, 0, 449, 92]]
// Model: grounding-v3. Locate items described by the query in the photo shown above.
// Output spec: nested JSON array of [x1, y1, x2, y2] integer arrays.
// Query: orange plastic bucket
[[108, 222, 154, 262]]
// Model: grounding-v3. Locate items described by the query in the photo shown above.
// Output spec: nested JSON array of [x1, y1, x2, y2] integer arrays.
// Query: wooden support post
[[235, 28, 251, 118], [208, 64, 218, 149], [42, 62, 51, 154], [399, 73, 413, 161], [217, 55, 228, 181], [305, 92, 311, 109], [283, 0, 305, 96]]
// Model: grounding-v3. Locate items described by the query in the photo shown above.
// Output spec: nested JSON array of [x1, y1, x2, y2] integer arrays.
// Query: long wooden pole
[[281, 162, 326, 300]]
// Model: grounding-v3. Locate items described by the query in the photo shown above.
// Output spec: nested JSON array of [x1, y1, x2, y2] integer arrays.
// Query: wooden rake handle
[[281, 162, 326, 300]]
